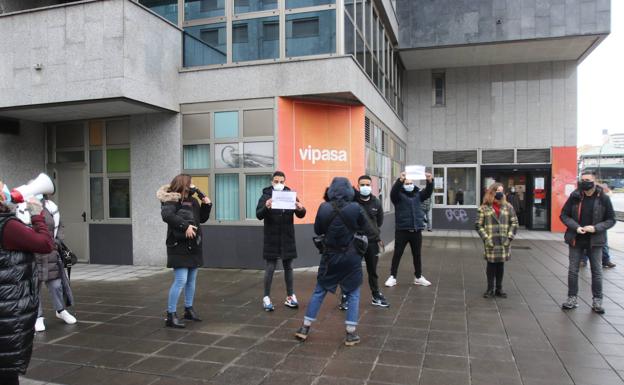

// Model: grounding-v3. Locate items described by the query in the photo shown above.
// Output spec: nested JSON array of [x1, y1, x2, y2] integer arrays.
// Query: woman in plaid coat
[[476, 183, 519, 299]]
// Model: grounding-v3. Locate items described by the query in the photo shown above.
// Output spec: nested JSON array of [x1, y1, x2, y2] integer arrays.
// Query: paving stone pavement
[[23, 235, 624, 385]]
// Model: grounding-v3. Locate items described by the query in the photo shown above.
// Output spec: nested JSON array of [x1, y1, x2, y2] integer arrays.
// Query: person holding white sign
[[256, 171, 306, 312], [385, 171, 433, 288]]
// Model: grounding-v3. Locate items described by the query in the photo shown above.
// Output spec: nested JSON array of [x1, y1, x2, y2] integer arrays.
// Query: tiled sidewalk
[[24, 236, 624, 385]]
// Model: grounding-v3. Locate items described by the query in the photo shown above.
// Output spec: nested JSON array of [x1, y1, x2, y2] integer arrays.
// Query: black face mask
[[495, 192, 504, 200], [580, 181, 594, 191]]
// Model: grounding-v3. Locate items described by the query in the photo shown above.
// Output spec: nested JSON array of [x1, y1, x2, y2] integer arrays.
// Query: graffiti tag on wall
[[445, 208, 470, 223]]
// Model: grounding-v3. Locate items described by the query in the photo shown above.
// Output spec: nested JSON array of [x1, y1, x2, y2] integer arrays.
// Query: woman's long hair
[[482, 182, 506, 207], [169, 174, 192, 197], [0, 181, 9, 213]]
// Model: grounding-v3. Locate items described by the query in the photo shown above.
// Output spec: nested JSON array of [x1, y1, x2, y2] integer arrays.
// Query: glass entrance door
[[528, 174, 549, 230]]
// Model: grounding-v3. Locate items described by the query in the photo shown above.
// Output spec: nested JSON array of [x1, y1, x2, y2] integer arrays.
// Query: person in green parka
[[476, 182, 519, 299]]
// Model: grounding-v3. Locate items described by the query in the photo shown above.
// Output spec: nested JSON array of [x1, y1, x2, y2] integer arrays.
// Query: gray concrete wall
[[179, 56, 408, 143], [0, 0, 63, 14], [405, 61, 577, 165], [130, 112, 181, 266], [397, 0, 611, 49], [0, 0, 180, 111], [0, 120, 45, 187]]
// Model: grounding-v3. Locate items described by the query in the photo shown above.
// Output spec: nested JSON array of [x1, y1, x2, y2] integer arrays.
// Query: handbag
[[331, 203, 369, 255], [312, 208, 339, 253], [58, 240, 78, 268]]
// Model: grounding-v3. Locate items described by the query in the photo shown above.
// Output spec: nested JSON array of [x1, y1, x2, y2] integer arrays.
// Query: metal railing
[[183, 31, 227, 67]]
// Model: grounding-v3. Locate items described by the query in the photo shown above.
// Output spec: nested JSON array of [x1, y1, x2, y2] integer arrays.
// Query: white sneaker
[[56, 309, 77, 324], [385, 276, 397, 287], [263, 296, 274, 311], [413, 276, 431, 286], [35, 317, 45, 332]]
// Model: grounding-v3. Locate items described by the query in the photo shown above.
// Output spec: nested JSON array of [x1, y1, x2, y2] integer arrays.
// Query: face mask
[[2, 184, 11, 203], [580, 180, 594, 191], [273, 183, 285, 191], [359, 186, 372, 196], [495, 192, 504, 200], [403, 184, 415, 192]]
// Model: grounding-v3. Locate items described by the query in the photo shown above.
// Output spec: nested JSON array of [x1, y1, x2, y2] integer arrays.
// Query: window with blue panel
[[246, 174, 272, 219], [139, 0, 178, 24], [183, 144, 210, 169], [216, 174, 240, 220], [234, 0, 278, 14], [286, 10, 335, 57], [214, 111, 239, 138], [185, 0, 225, 20], [286, 0, 335, 9], [184, 23, 227, 66], [233, 17, 280, 62]]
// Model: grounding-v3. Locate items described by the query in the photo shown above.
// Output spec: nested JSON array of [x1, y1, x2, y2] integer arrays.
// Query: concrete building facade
[[0, 0, 611, 267]]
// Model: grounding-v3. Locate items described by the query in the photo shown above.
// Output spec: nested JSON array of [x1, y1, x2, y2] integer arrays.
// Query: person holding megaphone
[[157, 174, 212, 328]]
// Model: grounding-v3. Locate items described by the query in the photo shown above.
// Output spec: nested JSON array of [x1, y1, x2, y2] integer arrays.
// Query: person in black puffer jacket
[[256, 171, 306, 311], [0, 180, 54, 385], [295, 177, 368, 347], [384, 171, 433, 288], [157, 174, 212, 328]]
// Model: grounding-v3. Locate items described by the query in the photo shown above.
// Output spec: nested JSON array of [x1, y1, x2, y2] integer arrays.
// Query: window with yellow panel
[[190, 176, 210, 203]]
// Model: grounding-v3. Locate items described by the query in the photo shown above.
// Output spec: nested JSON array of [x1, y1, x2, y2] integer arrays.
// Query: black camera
[[189, 185, 206, 200]]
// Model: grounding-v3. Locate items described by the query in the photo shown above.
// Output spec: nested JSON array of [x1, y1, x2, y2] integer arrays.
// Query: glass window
[[344, 13, 354, 56], [106, 120, 129, 145], [56, 151, 84, 163], [355, 32, 364, 69], [216, 174, 240, 220], [355, 0, 363, 31], [345, 0, 354, 18], [243, 109, 273, 136], [90, 177, 104, 220], [56, 122, 84, 148], [246, 174, 271, 218], [286, 10, 336, 57], [365, 0, 372, 47], [183, 113, 211, 140], [365, 46, 373, 78], [89, 121, 104, 146], [184, 23, 227, 66], [90, 150, 103, 173], [109, 178, 130, 218], [234, 0, 277, 13], [286, 0, 334, 9], [139, 0, 178, 24], [214, 111, 239, 138], [433, 168, 444, 194], [215, 143, 241, 168], [184, 144, 210, 169], [433, 72, 445, 106], [447, 168, 476, 206], [185, 0, 225, 20], [233, 17, 279, 62], [107, 149, 130, 173], [243, 142, 274, 168]]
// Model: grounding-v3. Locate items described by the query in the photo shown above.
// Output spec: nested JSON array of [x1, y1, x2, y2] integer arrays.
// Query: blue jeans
[[304, 283, 360, 326], [168, 268, 198, 313]]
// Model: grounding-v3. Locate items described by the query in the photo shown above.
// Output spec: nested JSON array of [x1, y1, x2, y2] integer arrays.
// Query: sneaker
[[285, 294, 299, 308], [603, 262, 616, 268], [561, 296, 579, 310], [371, 292, 390, 307], [483, 290, 495, 298], [345, 332, 361, 346], [384, 276, 397, 287], [55, 310, 77, 325], [35, 317, 45, 332], [338, 294, 349, 311], [263, 296, 275, 312], [495, 289, 507, 298], [413, 276, 431, 286], [592, 298, 605, 314], [295, 325, 310, 341]]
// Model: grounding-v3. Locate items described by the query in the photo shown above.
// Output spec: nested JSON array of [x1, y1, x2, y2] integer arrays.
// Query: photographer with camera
[[157, 174, 212, 328]]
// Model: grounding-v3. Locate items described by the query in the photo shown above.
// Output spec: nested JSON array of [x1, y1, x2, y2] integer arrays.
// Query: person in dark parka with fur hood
[[158, 174, 211, 328], [256, 171, 306, 311]]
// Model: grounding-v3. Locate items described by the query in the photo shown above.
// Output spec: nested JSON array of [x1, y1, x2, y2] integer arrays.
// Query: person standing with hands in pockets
[[385, 171, 433, 287]]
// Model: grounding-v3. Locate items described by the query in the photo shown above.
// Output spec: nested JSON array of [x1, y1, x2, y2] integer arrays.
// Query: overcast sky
[[578, 0, 623, 146]]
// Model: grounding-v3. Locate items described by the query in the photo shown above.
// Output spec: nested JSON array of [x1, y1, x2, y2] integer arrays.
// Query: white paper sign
[[535, 177, 545, 190], [434, 177, 444, 189], [565, 184, 575, 197], [271, 191, 297, 210], [405, 165, 426, 180]]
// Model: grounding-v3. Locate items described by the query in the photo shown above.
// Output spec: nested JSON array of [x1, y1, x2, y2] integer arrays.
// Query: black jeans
[[0, 373, 19, 385], [486, 262, 505, 291], [390, 230, 423, 278], [364, 241, 381, 295], [264, 258, 294, 297]]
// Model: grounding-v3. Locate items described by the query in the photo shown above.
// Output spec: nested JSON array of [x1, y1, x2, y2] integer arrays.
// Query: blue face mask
[[403, 184, 415, 192], [359, 185, 372, 196], [2, 184, 12, 203]]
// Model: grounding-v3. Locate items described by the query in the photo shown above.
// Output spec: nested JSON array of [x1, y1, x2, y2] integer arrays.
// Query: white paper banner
[[271, 190, 297, 210], [405, 165, 426, 180]]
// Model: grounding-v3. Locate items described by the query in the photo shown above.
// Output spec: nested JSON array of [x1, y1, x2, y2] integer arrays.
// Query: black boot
[[184, 307, 202, 322], [483, 289, 495, 298], [495, 289, 507, 298], [166, 312, 186, 328]]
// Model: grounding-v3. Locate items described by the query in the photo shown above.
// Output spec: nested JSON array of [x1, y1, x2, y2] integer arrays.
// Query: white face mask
[[273, 183, 285, 191], [359, 185, 372, 196], [403, 184, 415, 192]]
